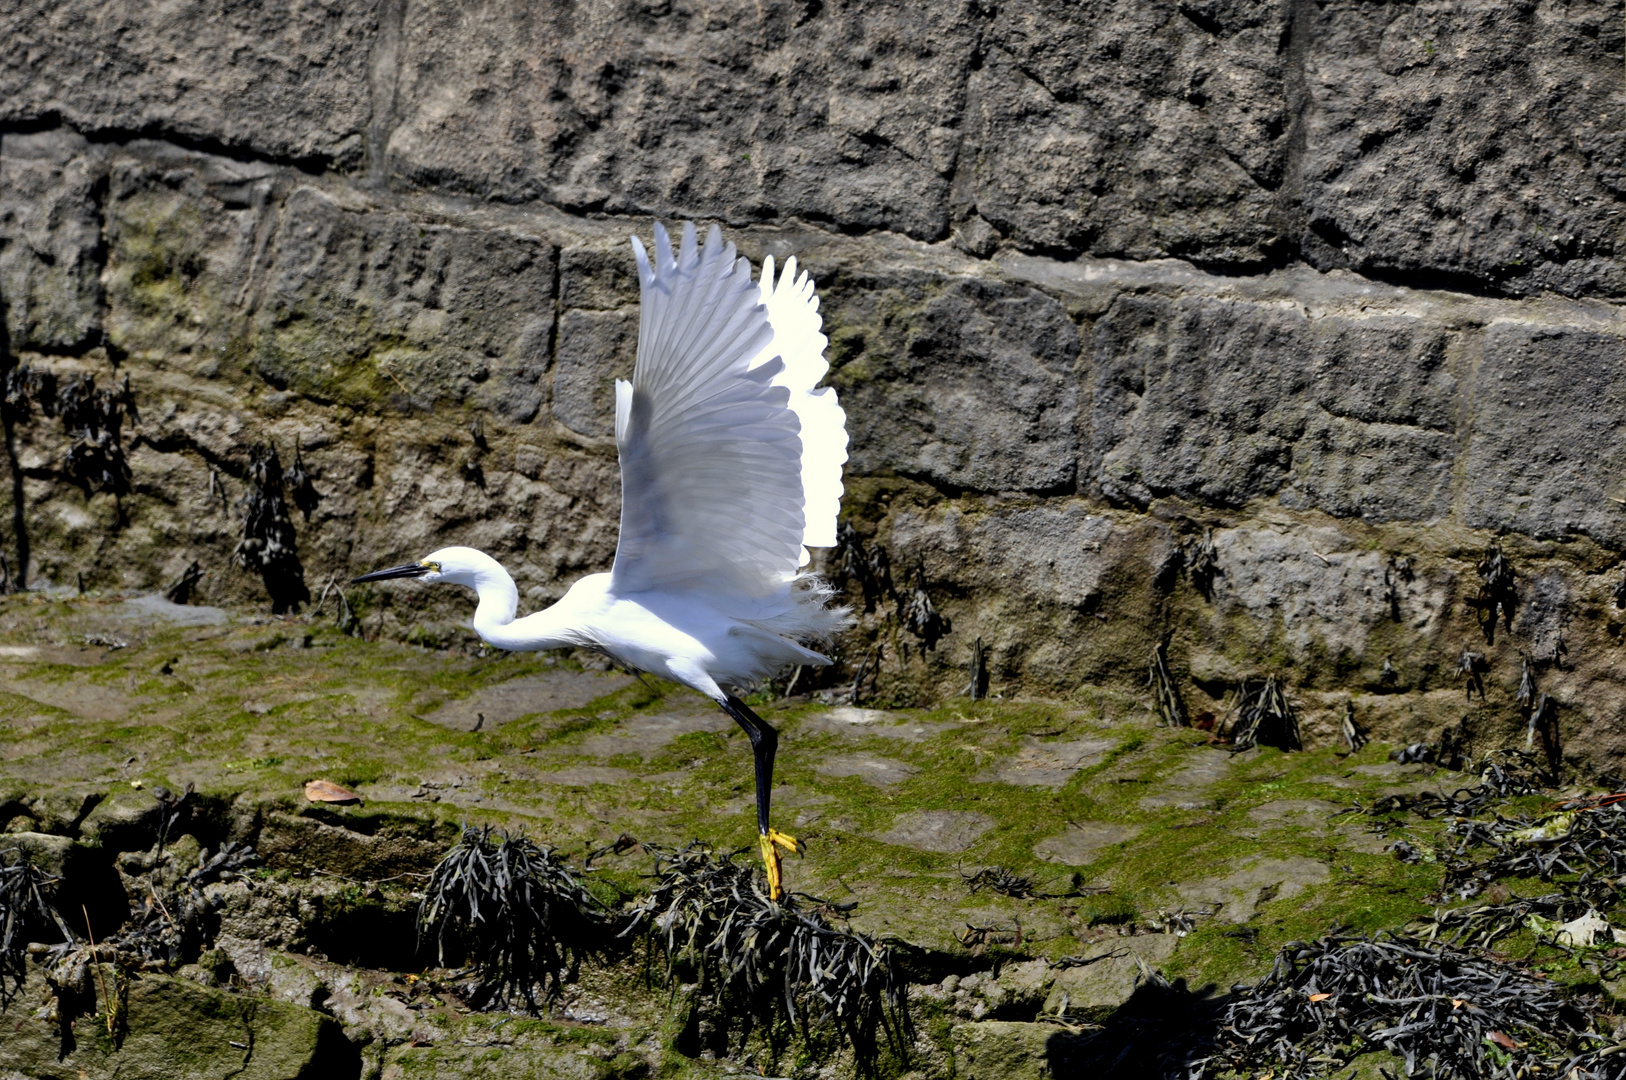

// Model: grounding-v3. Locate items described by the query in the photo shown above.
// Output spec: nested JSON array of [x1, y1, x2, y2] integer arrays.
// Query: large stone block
[[1093, 294, 1311, 507], [552, 308, 636, 437], [0, 968, 360, 1079], [830, 274, 1080, 494], [384, 0, 976, 241], [1094, 297, 1462, 521], [967, 0, 1290, 265], [1282, 314, 1458, 522], [102, 150, 274, 364], [0, 130, 105, 351], [1463, 322, 1626, 546], [1202, 521, 1447, 665], [0, 0, 377, 168], [254, 186, 555, 419], [1301, 0, 1626, 296], [886, 501, 1177, 690]]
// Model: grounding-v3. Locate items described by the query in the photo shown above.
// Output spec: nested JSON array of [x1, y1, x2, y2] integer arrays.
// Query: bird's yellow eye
[[421, 560, 441, 573]]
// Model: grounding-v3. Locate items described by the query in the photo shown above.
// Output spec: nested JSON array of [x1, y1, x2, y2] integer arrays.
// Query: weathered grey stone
[[552, 308, 636, 437], [258, 813, 448, 879], [1094, 294, 1311, 507], [254, 186, 556, 418], [385, 1, 975, 240], [1280, 413, 1456, 523], [887, 502, 1176, 691], [1041, 933, 1179, 1017], [1301, 0, 1626, 297], [831, 273, 1080, 494], [1034, 821, 1142, 866], [0, 968, 360, 1080], [874, 810, 994, 853], [0, 0, 376, 168], [816, 752, 920, 787], [1095, 298, 1465, 521], [1177, 855, 1332, 922], [977, 736, 1116, 789], [1244, 799, 1342, 835], [953, 1020, 1072, 1080], [1206, 522, 1446, 661], [0, 831, 73, 876], [1139, 748, 1238, 811], [1463, 323, 1626, 546], [968, 0, 1290, 265], [0, 130, 104, 350], [419, 668, 634, 732]]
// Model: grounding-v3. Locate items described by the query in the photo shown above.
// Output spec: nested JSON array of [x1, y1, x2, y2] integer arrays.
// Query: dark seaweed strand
[[416, 826, 608, 1012], [1214, 934, 1590, 1080], [1438, 802, 1626, 904], [622, 843, 909, 1073], [0, 847, 72, 1007]]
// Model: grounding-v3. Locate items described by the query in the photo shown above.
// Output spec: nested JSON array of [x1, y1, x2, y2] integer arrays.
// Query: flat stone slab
[[529, 766, 636, 786], [815, 752, 920, 787], [419, 669, 635, 731], [116, 593, 230, 625], [1043, 934, 1180, 1017], [576, 706, 731, 759], [874, 810, 994, 853], [797, 707, 958, 741], [977, 736, 1116, 788], [1176, 856, 1332, 922], [1034, 821, 1143, 866], [1244, 799, 1343, 834], [1139, 748, 1239, 810]]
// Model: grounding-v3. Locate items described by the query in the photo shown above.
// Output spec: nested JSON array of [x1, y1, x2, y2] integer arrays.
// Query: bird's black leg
[[722, 694, 777, 833], [721, 694, 800, 898]]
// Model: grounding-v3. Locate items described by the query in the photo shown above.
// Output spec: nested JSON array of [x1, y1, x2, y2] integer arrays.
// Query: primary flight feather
[[355, 222, 851, 899]]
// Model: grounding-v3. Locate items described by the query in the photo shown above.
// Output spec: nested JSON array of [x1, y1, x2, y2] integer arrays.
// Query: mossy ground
[[0, 590, 1613, 1076]]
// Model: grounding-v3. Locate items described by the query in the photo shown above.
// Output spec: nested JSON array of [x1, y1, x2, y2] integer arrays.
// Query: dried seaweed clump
[[56, 372, 135, 495], [1356, 750, 1549, 820], [1214, 935, 1589, 1080], [1441, 801, 1626, 904], [234, 444, 309, 613], [417, 826, 607, 1012], [114, 842, 262, 966], [1148, 641, 1188, 728], [1472, 542, 1517, 643], [1226, 676, 1301, 752], [0, 847, 71, 1006], [624, 843, 908, 1072]]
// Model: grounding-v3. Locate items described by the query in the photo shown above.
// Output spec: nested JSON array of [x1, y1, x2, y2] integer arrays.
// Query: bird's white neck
[[461, 554, 583, 653]]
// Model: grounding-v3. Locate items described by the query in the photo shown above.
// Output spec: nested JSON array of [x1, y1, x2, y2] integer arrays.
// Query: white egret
[[355, 222, 851, 900]]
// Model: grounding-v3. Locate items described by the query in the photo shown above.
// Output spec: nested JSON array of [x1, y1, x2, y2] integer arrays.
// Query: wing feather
[[611, 223, 845, 599]]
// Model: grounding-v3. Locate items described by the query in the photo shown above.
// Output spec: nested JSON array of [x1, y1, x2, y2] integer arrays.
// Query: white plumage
[[354, 221, 851, 898]]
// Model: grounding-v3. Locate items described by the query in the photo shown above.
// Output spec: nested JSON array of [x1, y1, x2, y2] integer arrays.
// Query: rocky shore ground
[[1, 589, 1623, 1079]]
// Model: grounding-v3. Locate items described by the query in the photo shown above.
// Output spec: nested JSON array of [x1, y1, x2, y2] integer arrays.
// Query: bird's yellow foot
[[759, 829, 804, 901]]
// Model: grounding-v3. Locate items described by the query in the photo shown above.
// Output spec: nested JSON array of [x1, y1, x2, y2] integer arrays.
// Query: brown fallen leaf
[[1488, 1031, 1519, 1051], [305, 779, 362, 805], [1452, 998, 1465, 1009], [1308, 993, 1332, 1002]]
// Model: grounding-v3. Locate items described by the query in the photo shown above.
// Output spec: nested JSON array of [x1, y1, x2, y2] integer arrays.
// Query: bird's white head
[[352, 545, 521, 633], [352, 546, 505, 589]]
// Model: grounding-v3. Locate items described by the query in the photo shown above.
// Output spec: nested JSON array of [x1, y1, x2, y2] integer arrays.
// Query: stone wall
[[2, 0, 1625, 765]]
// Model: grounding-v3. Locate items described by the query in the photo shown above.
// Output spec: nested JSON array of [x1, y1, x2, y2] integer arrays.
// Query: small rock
[[1044, 935, 1178, 1019], [1035, 822, 1142, 866], [815, 752, 920, 787], [873, 810, 995, 853]]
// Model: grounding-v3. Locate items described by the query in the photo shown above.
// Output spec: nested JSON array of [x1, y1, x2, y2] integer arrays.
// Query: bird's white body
[[380, 222, 851, 709], [452, 561, 829, 702]]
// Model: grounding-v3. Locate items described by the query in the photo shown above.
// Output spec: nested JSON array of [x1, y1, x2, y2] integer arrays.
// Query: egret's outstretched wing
[[610, 223, 847, 599]]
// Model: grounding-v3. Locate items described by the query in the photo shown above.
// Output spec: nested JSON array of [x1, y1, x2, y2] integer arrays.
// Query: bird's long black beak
[[351, 563, 431, 584]]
